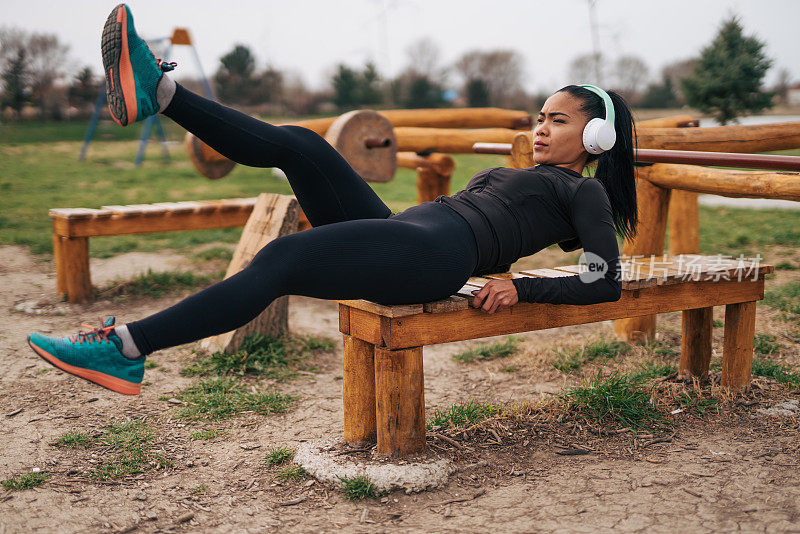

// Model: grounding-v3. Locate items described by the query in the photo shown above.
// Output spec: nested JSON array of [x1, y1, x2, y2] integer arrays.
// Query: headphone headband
[[578, 84, 615, 126]]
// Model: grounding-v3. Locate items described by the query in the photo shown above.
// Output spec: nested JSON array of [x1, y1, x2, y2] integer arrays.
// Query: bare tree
[[404, 37, 444, 80], [612, 55, 649, 97], [661, 58, 697, 105], [453, 49, 525, 107], [772, 67, 792, 104], [568, 53, 605, 85]]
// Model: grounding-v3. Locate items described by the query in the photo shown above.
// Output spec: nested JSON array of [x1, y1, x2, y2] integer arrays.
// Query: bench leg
[[721, 300, 757, 390], [374, 345, 426, 457], [53, 233, 67, 297], [342, 334, 377, 443], [679, 307, 713, 380], [57, 236, 92, 303]]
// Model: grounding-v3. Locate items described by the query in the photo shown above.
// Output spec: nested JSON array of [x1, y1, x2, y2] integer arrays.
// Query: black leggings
[[126, 83, 479, 355]]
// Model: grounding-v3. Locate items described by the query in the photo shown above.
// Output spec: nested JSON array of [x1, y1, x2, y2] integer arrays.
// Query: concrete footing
[[294, 439, 455, 494]]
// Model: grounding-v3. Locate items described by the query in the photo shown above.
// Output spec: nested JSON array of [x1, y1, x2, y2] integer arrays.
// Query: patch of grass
[[552, 339, 632, 373], [713, 319, 724, 328], [559, 371, 665, 430], [699, 204, 800, 256], [144, 360, 159, 370], [775, 261, 798, 270], [35, 368, 50, 375], [754, 333, 781, 355], [182, 332, 334, 381], [628, 362, 678, 382], [266, 446, 294, 466], [275, 465, 306, 482], [173, 377, 294, 421], [764, 280, 800, 323], [451, 336, 521, 364], [427, 399, 503, 430], [499, 365, 518, 373], [96, 269, 224, 299], [752, 358, 800, 389], [189, 428, 227, 440], [1, 472, 49, 490], [676, 391, 719, 415], [90, 420, 172, 480], [189, 484, 207, 495], [340, 475, 380, 501], [51, 430, 94, 448], [193, 246, 233, 262]]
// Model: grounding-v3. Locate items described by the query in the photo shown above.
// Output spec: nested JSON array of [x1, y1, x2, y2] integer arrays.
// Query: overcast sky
[[3, 0, 798, 94]]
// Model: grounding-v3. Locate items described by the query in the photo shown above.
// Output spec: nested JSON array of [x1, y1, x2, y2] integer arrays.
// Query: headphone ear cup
[[582, 118, 604, 154], [583, 118, 617, 154], [597, 121, 617, 151]]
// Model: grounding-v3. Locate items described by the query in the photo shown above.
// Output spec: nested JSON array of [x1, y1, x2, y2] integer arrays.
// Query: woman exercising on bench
[[26, 3, 638, 395]]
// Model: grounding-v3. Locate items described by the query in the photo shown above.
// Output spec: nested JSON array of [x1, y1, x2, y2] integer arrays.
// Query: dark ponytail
[[557, 85, 638, 243]]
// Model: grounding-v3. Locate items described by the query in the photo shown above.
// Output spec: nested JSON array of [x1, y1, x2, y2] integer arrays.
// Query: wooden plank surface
[[347, 278, 766, 349]]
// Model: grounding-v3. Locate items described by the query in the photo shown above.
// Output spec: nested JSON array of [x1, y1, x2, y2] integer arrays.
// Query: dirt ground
[[1, 244, 799, 533]]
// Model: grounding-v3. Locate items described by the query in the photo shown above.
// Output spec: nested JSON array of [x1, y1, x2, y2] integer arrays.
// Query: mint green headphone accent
[[579, 83, 615, 126]]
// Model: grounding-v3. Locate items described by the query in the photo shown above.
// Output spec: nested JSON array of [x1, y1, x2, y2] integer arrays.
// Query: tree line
[[0, 15, 791, 125]]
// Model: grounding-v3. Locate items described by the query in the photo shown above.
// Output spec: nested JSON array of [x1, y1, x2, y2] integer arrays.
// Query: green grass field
[[1, 119, 799, 262]]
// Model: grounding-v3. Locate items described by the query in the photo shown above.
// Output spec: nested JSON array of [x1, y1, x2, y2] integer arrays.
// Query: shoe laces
[[145, 46, 176, 72], [68, 319, 115, 345]]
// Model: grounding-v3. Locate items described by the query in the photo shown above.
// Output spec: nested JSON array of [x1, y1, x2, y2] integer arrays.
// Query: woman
[[26, 4, 637, 395]]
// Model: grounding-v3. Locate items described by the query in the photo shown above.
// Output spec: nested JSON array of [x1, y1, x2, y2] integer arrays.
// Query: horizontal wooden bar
[[474, 143, 800, 171], [347, 278, 765, 349]]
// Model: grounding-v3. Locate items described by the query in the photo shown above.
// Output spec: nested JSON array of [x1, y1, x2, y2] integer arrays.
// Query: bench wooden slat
[[49, 208, 113, 220], [423, 295, 469, 313], [333, 299, 424, 318]]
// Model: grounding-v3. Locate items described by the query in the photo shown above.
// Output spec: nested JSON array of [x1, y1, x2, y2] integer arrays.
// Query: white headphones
[[579, 84, 616, 154]]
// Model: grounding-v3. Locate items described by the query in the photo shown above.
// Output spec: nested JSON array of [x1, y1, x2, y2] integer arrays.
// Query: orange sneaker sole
[[28, 339, 141, 396]]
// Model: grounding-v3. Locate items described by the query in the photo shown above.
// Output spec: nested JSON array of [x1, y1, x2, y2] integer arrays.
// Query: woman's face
[[532, 91, 590, 173]]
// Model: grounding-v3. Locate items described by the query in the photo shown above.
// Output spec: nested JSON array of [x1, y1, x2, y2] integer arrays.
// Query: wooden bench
[[334, 254, 774, 457], [50, 198, 259, 303]]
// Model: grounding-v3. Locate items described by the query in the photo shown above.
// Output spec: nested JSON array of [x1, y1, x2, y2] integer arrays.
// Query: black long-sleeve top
[[434, 163, 622, 305]]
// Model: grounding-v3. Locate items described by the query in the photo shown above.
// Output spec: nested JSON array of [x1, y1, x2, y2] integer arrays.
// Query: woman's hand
[[470, 279, 519, 314]]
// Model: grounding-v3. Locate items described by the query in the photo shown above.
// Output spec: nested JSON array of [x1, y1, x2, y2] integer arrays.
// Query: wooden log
[[668, 190, 700, 254], [679, 307, 713, 380], [61, 236, 92, 304], [278, 107, 533, 135], [512, 121, 800, 154], [396, 152, 455, 176], [199, 193, 299, 353], [395, 127, 521, 153], [636, 115, 698, 128], [636, 164, 800, 201], [636, 121, 800, 152], [342, 334, 377, 443], [614, 178, 671, 343], [511, 132, 535, 168], [374, 345, 426, 456], [416, 167, 440, 204], [721, 300, 757, 389]]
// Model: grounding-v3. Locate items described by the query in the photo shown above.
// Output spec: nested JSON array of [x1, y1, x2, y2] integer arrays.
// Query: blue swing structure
[[78, 28, 214, 166]]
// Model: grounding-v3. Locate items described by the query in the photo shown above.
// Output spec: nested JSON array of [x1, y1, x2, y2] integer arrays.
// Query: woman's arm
[[511, 178, 622, 305]]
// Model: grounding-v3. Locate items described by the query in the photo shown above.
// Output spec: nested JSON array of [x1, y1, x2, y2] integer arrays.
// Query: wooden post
[[60, 236, 92, 303], [374, 345, 426, 456], [679, 307, 713, 380], [721, 300, 757, 389], [614, 176, 671, 343], [200, 193, 299, 353], [53, 232, 67, 297], [668, 190, 700, 255], [342, 334, 377, 443], [416, 167, 440, 204]]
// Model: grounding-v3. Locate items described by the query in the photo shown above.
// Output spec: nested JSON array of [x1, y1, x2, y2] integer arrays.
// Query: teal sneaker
[[27, 317, 144, 396], [101, 3, 176, 126]]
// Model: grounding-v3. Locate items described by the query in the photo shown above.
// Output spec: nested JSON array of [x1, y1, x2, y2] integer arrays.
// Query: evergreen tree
[[214, 44, 260, 105], [681, 15, 774, 124], [1, 48, 29, 115]]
